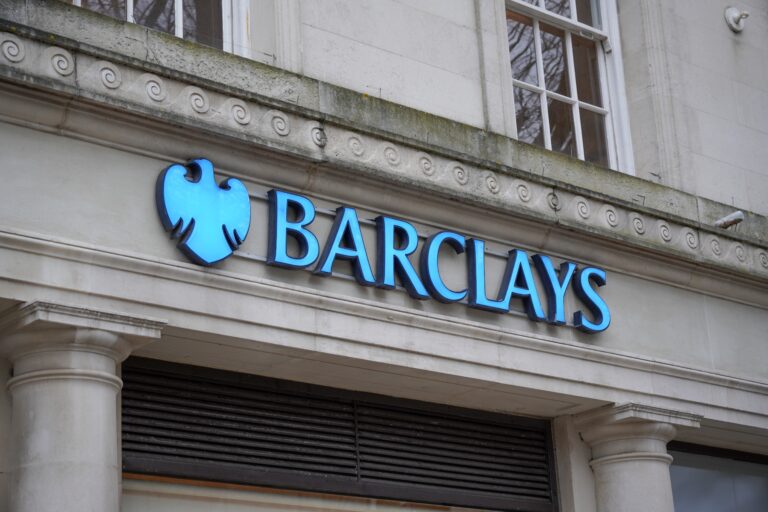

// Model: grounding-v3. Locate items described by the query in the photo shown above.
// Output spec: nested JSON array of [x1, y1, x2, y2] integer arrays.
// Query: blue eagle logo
[[156, 158, 251, 266]]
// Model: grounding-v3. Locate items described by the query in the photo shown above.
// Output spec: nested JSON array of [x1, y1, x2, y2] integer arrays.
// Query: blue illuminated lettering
[[419, 231, 467, 303], [267, 189, 319, 269], [258, 188, 611, 333], [375, 216, 429, 299], [468, 241, 545, 320], [533, 255, 576, 325], [315, 207, 376, 285], [573, 267, 611, 333]]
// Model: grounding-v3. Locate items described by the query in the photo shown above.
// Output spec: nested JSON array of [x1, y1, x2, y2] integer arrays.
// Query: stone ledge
[[0, 300, 167, 339], [574, 403, 703, 430], [0, 6, 767, 282]]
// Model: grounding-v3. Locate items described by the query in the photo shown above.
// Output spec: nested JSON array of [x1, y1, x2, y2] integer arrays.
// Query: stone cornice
[[0, 300, 166, 339], [0, 3, 767, 283], [1, 226, 767, 402], [574, 403, 703, 430]]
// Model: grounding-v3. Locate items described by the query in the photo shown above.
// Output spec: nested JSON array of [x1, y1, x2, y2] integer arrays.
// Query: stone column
[[575, 404, 701, 512], [0, 302, 165, 512]]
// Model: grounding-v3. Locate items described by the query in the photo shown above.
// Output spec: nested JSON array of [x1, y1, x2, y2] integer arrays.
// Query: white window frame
[[71, 0, 252, 58], [501, 0, 635, 173]]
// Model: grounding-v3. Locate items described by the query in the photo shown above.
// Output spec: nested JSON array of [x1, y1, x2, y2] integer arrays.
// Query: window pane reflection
[[515, 88, 544, 147], [134, 0, 175, 36], [575, 0, 600, 27], [507, 11, 538, 86], [545, 0, 571, 18], [183, 0, 223, 49], [573, 36, 602, 106], [540, 24, 569, 97], [82, 0, 126, 20], [580, 109, 608, 166], [548, 99, 576, 157], [671, 451, 768, 512]]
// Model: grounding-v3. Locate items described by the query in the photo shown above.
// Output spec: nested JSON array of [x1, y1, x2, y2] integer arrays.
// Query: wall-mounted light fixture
[[714, 211, 745, 229], [725, 6, 749, 33]]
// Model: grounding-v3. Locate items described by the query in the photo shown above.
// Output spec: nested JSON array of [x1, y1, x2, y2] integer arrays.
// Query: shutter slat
[[121, 358, 556, 511], [123, 421, 357, 458], [122, 404, 356, 443]]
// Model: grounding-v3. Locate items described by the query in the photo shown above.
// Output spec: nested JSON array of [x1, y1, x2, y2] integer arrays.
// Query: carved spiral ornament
[[711, 238, 722, 256], [1, 35, 24, 63], [230, 99, 251, 125], [632, 216, 645, 235], [145, 76, 167, 102], [547, 192, 561, 211], [517, 183, 532, 202], [453, 165, 469, 185], [759, 252, 768, 269], [576, 199, 590, 219], [383, 146, 401, 166], [98, 62, 122, 89], [48, 48, 74, 76], [658, 222, 672, 242], [684, 229, 698, 250], [734, 244, 746, 262], [605, 208, 619, 228], [311, 126, 327, 147], [271, 112, 290, 136], [348, 136, 365, 156], [189, 89, 209, 114], [486, 174, 500, 194], [418, 154, 435, 176]]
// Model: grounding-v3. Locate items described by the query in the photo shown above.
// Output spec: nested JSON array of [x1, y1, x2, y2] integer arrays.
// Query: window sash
[[71, 0, 236, 53], [507, 0, 623, 169], [507, 0, 608, 40]]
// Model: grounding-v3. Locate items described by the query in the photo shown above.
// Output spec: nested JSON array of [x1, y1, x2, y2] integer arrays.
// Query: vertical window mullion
[[72, 0, 82, 7], [126, 0, 134, 23], [596, 43, 617, 169], [569, 0, 578, 21], [222, 0, 234, 53], [174, 0, 184, 38], [565, 31, 584, 159], [533, 19, 552, 150]]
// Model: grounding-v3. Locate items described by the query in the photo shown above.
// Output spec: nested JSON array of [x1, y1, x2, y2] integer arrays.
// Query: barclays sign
[[157, 159, 610, 334]]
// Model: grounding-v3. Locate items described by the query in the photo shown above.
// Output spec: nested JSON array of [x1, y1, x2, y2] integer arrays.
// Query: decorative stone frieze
[[0, 29, 766, 282]]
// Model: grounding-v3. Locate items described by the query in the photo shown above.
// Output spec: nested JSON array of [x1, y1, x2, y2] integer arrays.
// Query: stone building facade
[[0, 1, 766, 511]]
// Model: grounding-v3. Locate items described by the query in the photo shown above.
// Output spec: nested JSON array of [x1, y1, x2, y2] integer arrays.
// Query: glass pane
[[507, 11, 538, 86], [82, 0, 126, 20], [183, 0, 223, 49], [545, 0, 571, 18], [580, 108, 608, 166], [575, 0, 601, 27], [134, 0, 175, 35], [671, 451, 768, 512], [548, 99, 576, 157], [573, 35, 602, 106], [540, 24, 570, 97], [515, 87, 545, 147]]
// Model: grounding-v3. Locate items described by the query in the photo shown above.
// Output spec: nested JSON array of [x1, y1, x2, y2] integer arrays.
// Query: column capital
[[574, 403, 702, 463], [0, 302, 165, 512], [0, 301, 166, 364], [574, 403, 702, 431], [574, 404, 702, 512]]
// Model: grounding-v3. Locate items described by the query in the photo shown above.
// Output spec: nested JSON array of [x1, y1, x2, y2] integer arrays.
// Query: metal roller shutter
[[121, 358, 558, 512]]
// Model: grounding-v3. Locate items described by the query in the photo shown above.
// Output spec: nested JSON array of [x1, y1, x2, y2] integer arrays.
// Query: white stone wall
[[620, 0, 768, 215], [0, 358, 10, 512], [297, 0, 486, 128], [0, 118, 765, 420]]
